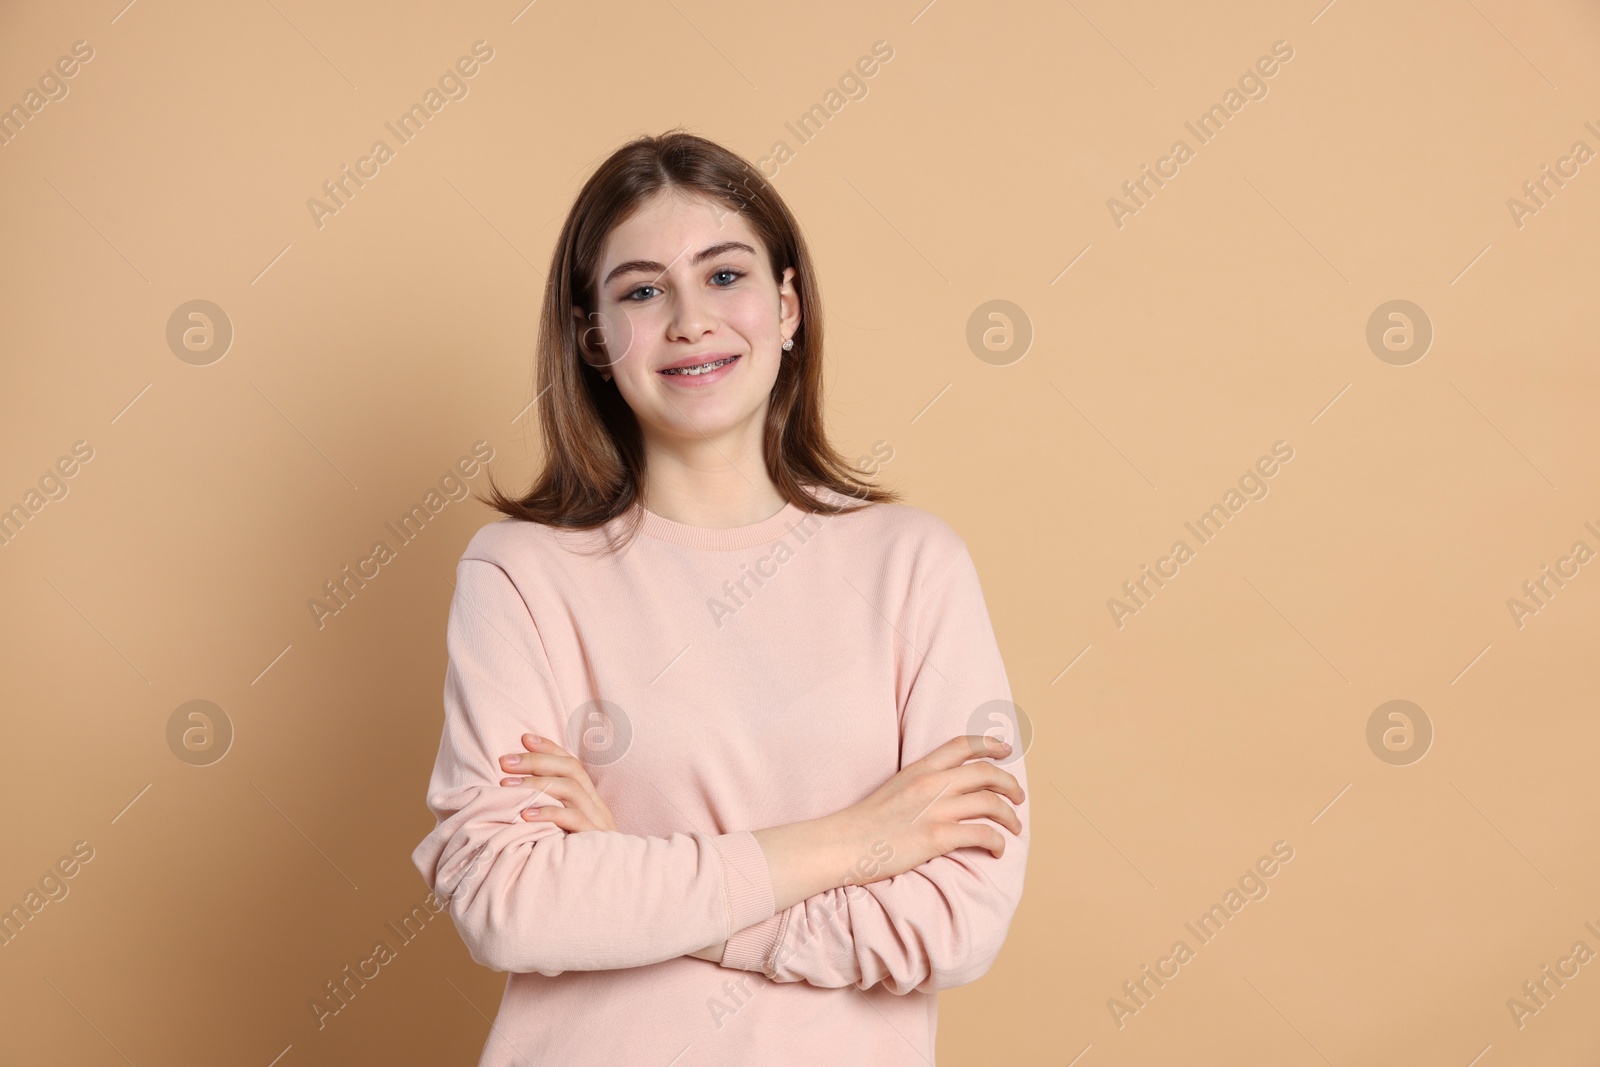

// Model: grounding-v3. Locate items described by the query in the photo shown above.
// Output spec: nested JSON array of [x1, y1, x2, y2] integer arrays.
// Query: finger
[[523, 804, 598, 833], [961, 733, 1017, 760], [946, 762, 1025, 805], [522, 803, 580, 829], [496, 755, 601, 812], [946, 822, 1007, 859], [941, 791, 1023, 835], [521, 732, 575, 756], [502, 780, 572, 812], [497, 733, 567, 770], [501, 772, 612, 831], [548, 788, 609, 832], [502, 752, 589, 782], [918, 735, 1012, 772], [980, 765, 1025, 805], [500, 747, 593, 784], [934, 791, 1021, 835], [498, 776, 578, 804], [499, 774, 558, 792]]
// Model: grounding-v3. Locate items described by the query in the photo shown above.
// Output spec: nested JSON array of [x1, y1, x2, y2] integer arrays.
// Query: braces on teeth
[[662, 356, 737, 376]]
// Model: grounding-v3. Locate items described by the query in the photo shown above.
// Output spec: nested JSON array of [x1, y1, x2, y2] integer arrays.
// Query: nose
[[666, 277, 716, 342]]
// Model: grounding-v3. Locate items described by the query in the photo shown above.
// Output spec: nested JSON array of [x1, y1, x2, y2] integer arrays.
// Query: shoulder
[[801, 485, 970, 569], [455, 514, 589, 576], [460, 515, 535, 566]]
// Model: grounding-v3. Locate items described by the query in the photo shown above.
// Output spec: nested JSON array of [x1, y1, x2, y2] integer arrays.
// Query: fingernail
[[525, 734, 541, 745]]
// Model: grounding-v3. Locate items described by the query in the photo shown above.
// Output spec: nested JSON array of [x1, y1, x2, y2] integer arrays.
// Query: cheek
[[724, 292, 779, 339], [593, 302, 653, 365]]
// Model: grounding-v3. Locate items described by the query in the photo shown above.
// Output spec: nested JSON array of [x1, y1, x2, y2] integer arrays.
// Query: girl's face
[[576, 188, 800, 452]]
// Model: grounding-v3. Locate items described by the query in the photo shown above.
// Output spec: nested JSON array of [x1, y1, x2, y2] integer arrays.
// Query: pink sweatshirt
[[411, 486, 1030, 1065]]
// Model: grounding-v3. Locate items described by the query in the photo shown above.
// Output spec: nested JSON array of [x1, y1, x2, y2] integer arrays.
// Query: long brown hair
[[482, 127, 900, 551]]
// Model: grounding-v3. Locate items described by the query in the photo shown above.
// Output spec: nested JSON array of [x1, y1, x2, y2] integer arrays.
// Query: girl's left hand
[[497, 733, 617, 832]]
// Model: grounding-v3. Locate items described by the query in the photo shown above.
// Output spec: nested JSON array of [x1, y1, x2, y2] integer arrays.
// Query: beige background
[[2, 0, 1597, 1063]]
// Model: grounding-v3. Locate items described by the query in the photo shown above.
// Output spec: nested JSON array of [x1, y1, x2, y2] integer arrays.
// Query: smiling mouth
[[659, 354, 740, 376]]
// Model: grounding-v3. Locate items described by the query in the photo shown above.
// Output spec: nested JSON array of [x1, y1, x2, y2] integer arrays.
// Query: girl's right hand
[[831, 735, 1025, 884]]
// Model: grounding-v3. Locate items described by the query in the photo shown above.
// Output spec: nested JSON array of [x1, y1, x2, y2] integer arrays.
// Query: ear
[[777, 266, 801, 342], [573, 304, 597, 361], [573, 304, 608, 372], [573, 305, 619, 381]]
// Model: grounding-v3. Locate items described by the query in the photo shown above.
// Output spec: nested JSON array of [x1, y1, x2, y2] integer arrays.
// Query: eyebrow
[[601, 240, 758, 287]]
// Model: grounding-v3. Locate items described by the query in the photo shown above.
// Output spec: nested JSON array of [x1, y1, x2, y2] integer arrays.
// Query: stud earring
[[781, 338, 794, 351]]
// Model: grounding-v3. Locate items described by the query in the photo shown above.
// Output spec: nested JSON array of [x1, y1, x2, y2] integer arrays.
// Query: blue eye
[[623, 269, 743, 302]]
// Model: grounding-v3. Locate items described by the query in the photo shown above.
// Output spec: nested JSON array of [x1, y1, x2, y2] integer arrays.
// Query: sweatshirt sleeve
[[411, 553, 776, 975], [717, 538, 1030, 994]]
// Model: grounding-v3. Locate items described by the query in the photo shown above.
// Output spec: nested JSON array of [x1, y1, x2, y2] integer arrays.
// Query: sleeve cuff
[[713, 830, 776, 935], [721, 909, 788, 973]]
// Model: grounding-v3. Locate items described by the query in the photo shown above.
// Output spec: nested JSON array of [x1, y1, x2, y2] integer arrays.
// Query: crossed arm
[[493, 726, 1024, 991], [411, 548, 1029, 993]]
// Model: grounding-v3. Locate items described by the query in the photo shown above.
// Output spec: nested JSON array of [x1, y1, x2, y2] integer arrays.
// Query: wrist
[[752, 813, 858, 913], [687, 939, 727, 963]]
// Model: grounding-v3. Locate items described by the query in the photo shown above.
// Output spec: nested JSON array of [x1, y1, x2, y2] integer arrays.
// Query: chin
[[649, 395, 768, 436]]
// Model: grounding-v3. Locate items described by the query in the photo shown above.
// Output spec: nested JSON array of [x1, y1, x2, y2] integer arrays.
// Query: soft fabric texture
[[412, 485, 1030, 1066]]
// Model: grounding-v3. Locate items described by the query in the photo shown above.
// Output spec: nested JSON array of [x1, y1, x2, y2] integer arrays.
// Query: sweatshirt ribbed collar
[[637, 498, 812, 551]]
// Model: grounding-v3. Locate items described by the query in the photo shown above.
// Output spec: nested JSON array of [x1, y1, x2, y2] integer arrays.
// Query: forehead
[[600, 188, 764, 263]]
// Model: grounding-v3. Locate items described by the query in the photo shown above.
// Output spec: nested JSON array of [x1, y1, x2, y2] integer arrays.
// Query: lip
[[659, 352, 739, 371], [657, 352, 742, 387]]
